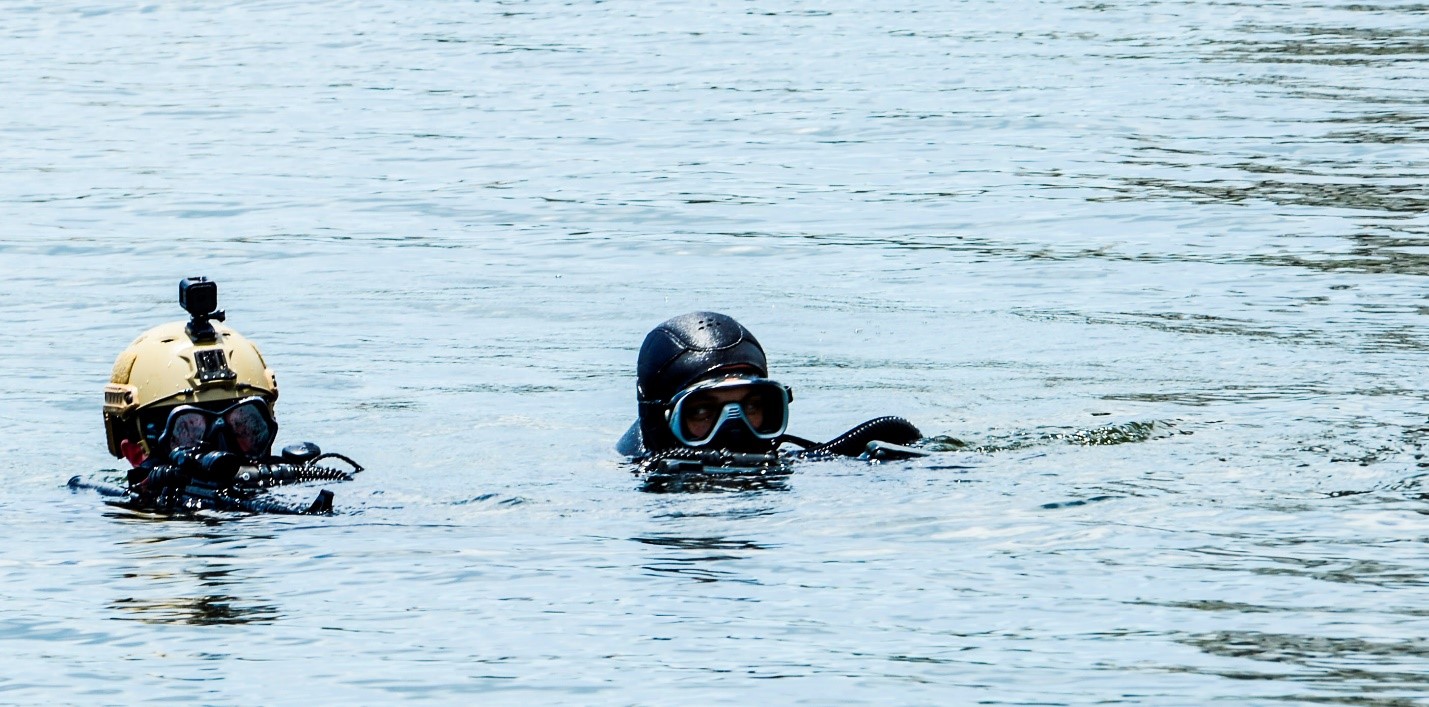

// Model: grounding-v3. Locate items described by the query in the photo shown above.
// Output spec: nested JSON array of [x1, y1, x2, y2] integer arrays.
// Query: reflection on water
[[1252, 248, 1429, 277], [1107, 176, 1426, 214], [109, 595, 279, 626], [1210, 24, 1429, 66], [1185, 545, 1427, 590], [107, 526, 282, 626], [633, 535, 773, 552], [1179, 630, 1429, 701], [635, 535, 771, 584], [1082, 6, 1429, 283], [3, 0, 1428, 702], [927, 419, 1180, 452]]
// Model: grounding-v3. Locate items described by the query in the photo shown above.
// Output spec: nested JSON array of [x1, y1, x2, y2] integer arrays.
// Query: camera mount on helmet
[[180, 276, 226, 343]]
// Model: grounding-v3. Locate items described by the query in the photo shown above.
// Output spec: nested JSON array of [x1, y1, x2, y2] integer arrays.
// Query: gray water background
[[2, 0, 1427, 703]]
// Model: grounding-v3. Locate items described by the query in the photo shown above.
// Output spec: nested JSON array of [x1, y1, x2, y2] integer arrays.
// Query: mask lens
[[677, 391, 726, 442], [166, 409, 212, 449], [223, 401, 273, 456], [670, 379, 789, 446], [739, 384, 786, 435]]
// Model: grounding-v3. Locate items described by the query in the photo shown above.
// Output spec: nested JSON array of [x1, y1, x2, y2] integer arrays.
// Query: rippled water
[[2, 0, 1427, 703]]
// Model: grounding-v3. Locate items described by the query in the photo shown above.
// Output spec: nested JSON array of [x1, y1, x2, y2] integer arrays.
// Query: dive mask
[[157, 396, 278, 458], [666, 377, 791, 448]]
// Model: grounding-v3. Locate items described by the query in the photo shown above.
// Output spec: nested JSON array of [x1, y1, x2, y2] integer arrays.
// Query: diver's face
[[155, 397, 278, 460], [678, 383, 770, 441]]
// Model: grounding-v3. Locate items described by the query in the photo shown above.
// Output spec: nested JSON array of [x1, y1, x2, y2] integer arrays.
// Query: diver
[[617, 311, 924, 489], [75, 277, 361, 515]]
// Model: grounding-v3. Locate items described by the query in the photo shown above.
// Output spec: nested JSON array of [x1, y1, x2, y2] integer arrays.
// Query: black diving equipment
[[179, 276, 226, 343], [636, 449, 793, 493], [131, 448, 244, 502], [71, 448, 361, 516], [281, 441, 322, 464], [779, 416, 925, 459], [861, 440, 932, 461], [166, 448, 241, 485], [157, 396, 277, 459], [666, 377, 791, 448], [629, 415, 927, 493]]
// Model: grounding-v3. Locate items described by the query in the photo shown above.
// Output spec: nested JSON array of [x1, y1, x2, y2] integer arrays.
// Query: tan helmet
[[103, 303, 278, 459]]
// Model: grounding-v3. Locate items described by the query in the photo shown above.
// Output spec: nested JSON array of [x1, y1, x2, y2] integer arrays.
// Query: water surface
[[1, 0, 1426, 703]]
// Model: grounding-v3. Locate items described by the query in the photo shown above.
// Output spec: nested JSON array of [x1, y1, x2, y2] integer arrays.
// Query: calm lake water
[[2, 0, 1427, 703]]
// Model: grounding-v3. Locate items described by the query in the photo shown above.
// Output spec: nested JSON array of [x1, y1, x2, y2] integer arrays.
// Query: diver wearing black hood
[[617, 311, 923, 462]]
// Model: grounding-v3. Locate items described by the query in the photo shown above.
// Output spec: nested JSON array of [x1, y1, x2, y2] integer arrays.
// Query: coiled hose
[[235, 463, 355, 486]]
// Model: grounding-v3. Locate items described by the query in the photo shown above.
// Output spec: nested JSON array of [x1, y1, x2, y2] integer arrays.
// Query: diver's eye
[[169, 412, 210, 448], [686, 403, 720, 423], [743, 386, 783, 414], [681, 391, 725, 422], [224, 402, 273, 455]]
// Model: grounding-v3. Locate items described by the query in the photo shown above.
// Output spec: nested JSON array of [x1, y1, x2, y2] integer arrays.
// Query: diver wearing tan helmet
[[90, 277, 358, 514], [104, 277, 280, 474]]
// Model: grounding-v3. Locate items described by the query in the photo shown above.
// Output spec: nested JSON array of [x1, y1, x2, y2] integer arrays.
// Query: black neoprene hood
[[634, 311, 770, 454], [636, 312, 768, 405]]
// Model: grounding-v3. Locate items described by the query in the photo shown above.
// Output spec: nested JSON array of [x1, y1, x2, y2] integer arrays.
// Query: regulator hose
[[635, 417, 922, 465], [67, 475, 132, 498], [309, 452, 364, 473], [787, 416, 923, 458], [234, 463, 355, 486]]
